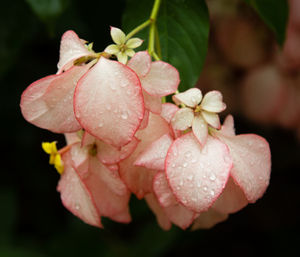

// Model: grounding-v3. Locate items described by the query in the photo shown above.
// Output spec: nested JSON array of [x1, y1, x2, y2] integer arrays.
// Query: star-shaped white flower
[[104, 27, 143, 64], [171, 88, 226, 146]]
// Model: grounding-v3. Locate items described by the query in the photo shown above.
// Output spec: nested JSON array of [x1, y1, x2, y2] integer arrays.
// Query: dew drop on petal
[[209, 173, 216, 181], [203, 186, 208, 192], [98, 121, 104, 128], [210, 190, 215, 196], [171, 163, 176, 168], [121, 111, 128, 120], [75, 203, 80, 210], [187, 174, 193, 181], [184, 151, 192, 159], [183, 162, 188, 168]]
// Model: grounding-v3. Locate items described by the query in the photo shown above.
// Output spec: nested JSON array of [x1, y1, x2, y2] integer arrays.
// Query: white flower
[[104, 27, 143, 64], [171, 88, 226, 146]]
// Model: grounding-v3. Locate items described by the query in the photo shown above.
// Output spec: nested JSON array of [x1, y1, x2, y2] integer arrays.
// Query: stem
[[148, 0, 161, 58], [150, 0, 161, 20], [125, 19, 151, 40]]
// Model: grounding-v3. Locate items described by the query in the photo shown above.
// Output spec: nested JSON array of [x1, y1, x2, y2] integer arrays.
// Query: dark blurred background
[[1, 0, 300, 256]]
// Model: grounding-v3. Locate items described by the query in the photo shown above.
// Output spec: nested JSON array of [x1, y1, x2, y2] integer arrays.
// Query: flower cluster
[[20, 28, 271, 230]]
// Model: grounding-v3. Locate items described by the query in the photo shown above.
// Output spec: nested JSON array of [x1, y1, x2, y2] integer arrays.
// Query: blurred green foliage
[[0, 0, 299, 257]]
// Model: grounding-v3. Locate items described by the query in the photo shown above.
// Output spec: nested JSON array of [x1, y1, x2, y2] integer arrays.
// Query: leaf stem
[[125, 19, 151, 40], [148, 0, 161, 59]]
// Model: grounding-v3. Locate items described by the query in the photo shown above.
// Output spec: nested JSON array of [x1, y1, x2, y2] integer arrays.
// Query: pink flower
[[133, 108, 271, 230], [57, 132, 132, 227], [20, 30, 145, 148]]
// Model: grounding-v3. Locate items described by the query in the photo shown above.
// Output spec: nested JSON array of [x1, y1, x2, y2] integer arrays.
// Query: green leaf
[[123, 0, 210, 91], [243, 0, 288, 46]]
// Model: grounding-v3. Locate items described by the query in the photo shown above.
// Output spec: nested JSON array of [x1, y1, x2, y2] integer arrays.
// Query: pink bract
[[21, 64, 91, 133], [74, 57, 144, 148], [165, 133, 232, 213], [57, 30, 94, 73], [57, 151, 102, 228]]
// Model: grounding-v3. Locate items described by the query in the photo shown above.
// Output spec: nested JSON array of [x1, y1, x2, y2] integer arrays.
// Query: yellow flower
[[42, 141, 64, 174], [104, 27, 143, 64]]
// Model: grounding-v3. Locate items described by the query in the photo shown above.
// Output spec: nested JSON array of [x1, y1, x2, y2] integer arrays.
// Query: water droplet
[[187, 174, 193, 181], [121, 83, 128, 88], [176, 186, 181, 190], [196, 181, 201, 188], [121, 112, 128, 120], [210, 190, 215, 196], [202, 174, 207, 179], [126, 89, 133, 95], [209, 173, 216, 181], [98, 122, 104, 127], [110, 84, 117, 90], [171, 163, 176, 168], [184, 151, 192, 159], [75, 203, 80, 210], [179, 180, 184, 186], [183, 162, 188, 168], [203, 186, 208, 192]]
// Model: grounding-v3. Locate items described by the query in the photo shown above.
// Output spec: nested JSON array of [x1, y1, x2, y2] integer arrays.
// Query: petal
[[126, 38, 143, 48], [74, 57, 144, 148], [110, 26, 126, 45], [125, 48, 135, 57], [165, 133, 232, 213], [57, 151, 102, 228], [201, 111, 221, 129], [153, 172, 196, 229], [212, 177, 248, 214], [141, 61, 180, 97], [161, 103, 181, 139], [192, 115, 208, 146], [119, 113, 171, 199], [216, 134, 271, 203], [75, 155, 131, 222], [127, 51, 151, 77], [172, 88, 202, 108], [57, 30, 93, 73], [104, 44, 119, 55], [191, 208, 228, 230], [144, 193, 172, 230], [139, 109, 149, 130], [142, 90, 162, 114], [96, 136, 139, 165], [134, 133, 173, 171], [201, 90, 226, 113], [116, 52, 128, 64], [153, 172, 178, 208], [171, 108, 194, 131], [161, 103, 179, 124], [21, 64, 91, 133], [220, 115, 235, 136]]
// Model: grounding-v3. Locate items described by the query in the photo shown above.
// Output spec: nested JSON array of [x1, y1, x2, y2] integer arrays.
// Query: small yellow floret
[[42, 141, 64, 174]]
